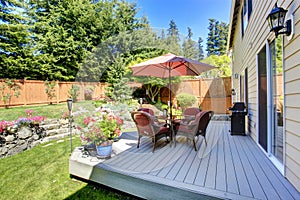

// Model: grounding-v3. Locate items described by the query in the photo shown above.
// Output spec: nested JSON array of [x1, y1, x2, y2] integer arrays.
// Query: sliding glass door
[[257, 46, 268, 151], [270, 37, 284, 164], [257, 37, 284, 172]]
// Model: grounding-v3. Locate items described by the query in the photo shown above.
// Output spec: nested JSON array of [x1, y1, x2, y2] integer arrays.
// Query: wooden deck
[[69, 121, 300, 200]]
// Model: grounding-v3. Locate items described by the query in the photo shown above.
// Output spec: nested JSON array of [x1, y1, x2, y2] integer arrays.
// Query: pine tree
[[166, 19, 182, 55], [206, 18, 228, 56], [182, 27, 198, 60], [198, 37, 204, 60], [0, 1, 34, 79]]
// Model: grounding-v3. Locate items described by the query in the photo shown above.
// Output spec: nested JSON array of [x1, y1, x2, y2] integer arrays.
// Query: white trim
[[255, 54, 259, 144], [267, 39, 285, 175], [282, 36, 287, 176], [266, 41, 272, 156], [269, 155, 285, 174]]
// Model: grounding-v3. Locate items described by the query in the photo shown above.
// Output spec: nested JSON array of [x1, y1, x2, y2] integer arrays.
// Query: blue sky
[[132, 0, 231, 47]]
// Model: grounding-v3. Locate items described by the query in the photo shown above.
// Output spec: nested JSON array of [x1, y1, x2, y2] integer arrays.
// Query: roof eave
[[227, 0, 241, 51]]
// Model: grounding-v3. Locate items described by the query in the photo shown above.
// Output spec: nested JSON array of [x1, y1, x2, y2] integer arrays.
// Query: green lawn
[[0, 101, 96, 121], [0, 136, 139, 200], [0, 102, 140, 200]]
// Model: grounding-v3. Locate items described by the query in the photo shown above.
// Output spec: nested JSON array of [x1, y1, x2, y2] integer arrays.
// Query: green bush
[[68, 84, 80, 102], [0, 79, 21, 108], [45, 80, 56, 104], [176, 93, 198, 111]]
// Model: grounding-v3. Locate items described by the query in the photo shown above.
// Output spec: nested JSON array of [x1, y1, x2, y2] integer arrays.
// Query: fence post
[[23, 79, 27, 106], [56, 81, 59, 104]]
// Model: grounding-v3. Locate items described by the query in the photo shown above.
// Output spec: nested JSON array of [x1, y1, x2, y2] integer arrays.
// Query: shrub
[[176, 93, 198, 111], [45, 80, 56, 104], [68, 84, 80, 102], [0, 79, 21, 108]]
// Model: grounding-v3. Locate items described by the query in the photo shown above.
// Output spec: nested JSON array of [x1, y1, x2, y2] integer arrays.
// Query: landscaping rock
[[59, 119, 69, 125], [0, 147, 8, 155], [5, 135, 15, 143], [1, 118, 83, 158], [33, 134, 40, 140], [41, 124, 59, 130], [18, 127, 33, 139]]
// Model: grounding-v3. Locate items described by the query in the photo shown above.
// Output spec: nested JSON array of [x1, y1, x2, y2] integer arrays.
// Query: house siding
[[228, 0, 300, 192]]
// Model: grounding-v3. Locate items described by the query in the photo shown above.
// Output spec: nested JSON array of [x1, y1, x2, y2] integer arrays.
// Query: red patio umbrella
[[130, 53, 215, 117]]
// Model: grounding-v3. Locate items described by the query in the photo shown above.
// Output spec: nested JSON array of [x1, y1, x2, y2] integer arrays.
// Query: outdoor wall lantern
[[267, 3, 291, 37]]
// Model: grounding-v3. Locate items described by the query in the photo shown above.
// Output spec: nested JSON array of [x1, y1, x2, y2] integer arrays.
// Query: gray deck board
[[241, 134, 298, 200], [223, 125, 240, 194], [215, 131, 227, 192], [228, 129, 253, 197], [233, 135, 267, 200], [205, 138, 218, 189], [69, 121, 300, 200]]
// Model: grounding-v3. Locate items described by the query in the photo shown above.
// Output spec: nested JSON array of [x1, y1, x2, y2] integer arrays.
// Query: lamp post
[[267, 3, 291, 37], [67, 98, 73, 153]]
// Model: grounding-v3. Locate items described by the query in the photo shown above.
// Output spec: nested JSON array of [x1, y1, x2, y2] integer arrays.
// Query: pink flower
[[84, 116, 91, 125], [116, 117, 123, 125]]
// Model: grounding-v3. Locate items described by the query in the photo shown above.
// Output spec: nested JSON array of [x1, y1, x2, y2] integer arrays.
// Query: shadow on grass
[[65, 176, 144, 200]]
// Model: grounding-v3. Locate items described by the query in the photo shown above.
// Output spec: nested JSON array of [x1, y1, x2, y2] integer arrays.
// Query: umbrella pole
[[168, 68, 172, 119], [168, 68, 175, 147]]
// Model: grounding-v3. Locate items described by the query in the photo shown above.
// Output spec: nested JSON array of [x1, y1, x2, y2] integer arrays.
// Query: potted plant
[[78, 107, 123, 158]]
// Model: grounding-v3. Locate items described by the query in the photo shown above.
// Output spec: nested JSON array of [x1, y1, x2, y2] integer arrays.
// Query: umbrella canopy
[[130, 53, 215, 116], [130, 53, 215, 78]]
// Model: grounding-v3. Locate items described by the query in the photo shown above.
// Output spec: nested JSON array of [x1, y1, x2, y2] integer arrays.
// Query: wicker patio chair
[[175, 110, 214, 151], [131, 111, 170, 153], [137, 108, 155, 116], [173, 107, 202, 128]]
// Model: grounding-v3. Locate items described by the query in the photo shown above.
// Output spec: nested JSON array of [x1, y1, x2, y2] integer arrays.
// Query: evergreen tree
[[206, 18, 228, 56], [27, 0, 144, 81], [166, 19, 182, 55], [167, 19, 179, 39], [182, 27, 198, 60], [217, 21, 229, 55], [0, 1, 34, 79], [198, 37, 204, 60]]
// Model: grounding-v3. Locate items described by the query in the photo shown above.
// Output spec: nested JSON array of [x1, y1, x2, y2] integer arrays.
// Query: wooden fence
[[160, 77, 232, 114], [0, 79, 107, 107], [0, 78, 232, 114]]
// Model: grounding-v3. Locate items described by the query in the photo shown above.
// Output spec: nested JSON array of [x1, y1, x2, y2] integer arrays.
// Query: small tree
[[45, 80, 56, 104], [68, 84, 80, 102], [105, 77, 132, 103], [0, 79, 21, 108]]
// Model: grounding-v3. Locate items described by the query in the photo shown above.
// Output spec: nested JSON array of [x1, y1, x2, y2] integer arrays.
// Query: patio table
[[156, 114, 184, 146]]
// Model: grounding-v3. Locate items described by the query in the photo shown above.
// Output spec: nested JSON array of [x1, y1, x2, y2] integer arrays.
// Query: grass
[[0, 102, 141, 200], [0, 136, 140, 200], [0, 101, 96, 121]]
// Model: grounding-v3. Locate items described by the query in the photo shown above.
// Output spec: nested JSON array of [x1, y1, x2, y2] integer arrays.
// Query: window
[[241, 0, 253, 36]]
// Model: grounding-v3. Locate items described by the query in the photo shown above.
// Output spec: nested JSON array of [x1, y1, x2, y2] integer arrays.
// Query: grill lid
[[229, 102, 246, 111]]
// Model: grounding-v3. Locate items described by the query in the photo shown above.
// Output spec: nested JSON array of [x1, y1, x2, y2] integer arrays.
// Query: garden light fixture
[[267, 3, 291, 37]]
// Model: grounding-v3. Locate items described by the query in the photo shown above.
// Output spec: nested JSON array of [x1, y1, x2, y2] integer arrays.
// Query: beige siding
[[229, 0, 300, 192], [285, 0, 300, 191]]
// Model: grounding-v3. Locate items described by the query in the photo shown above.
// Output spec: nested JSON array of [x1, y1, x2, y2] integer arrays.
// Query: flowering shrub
[[78, 107, 123, 146], [0, 116, 45, 135], [61, 111, 69, 119], [25, 109, 34, 117], [0, 120, 14, 134], [16, 116, 45, 128]]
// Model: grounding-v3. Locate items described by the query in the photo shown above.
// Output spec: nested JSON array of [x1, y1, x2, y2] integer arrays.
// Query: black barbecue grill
[[229, 102, 247, 135]]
